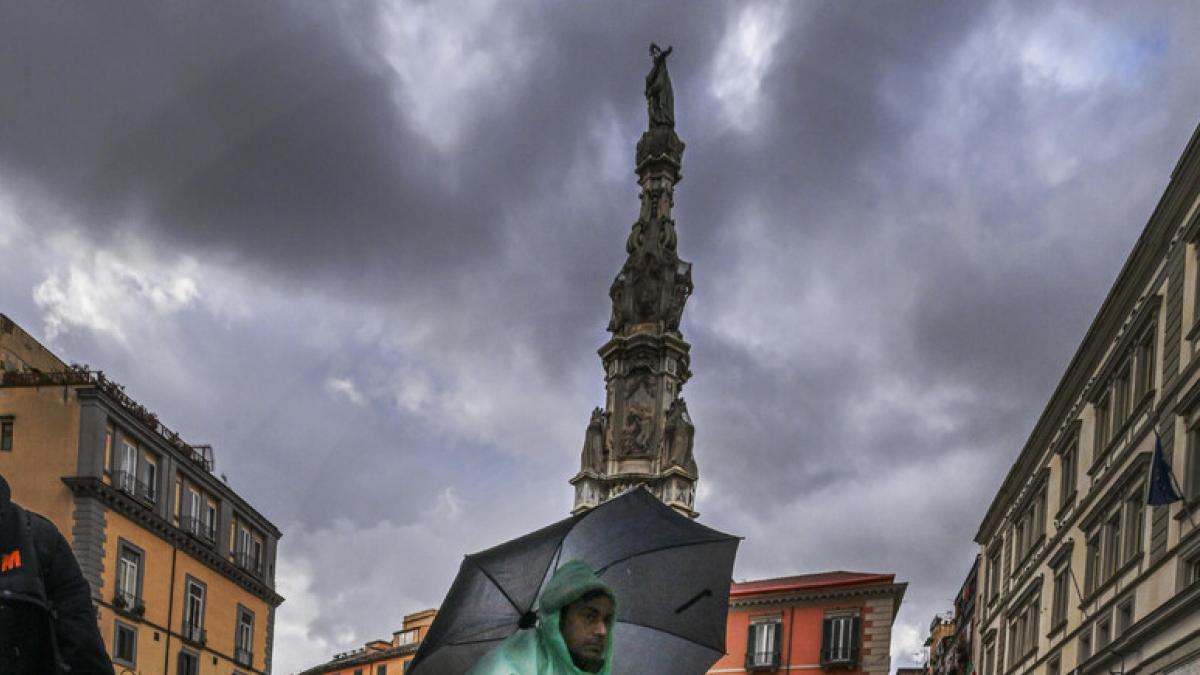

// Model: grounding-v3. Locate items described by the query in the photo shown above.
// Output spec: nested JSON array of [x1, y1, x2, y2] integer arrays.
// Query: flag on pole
[[1148, 431, 1183, 506]]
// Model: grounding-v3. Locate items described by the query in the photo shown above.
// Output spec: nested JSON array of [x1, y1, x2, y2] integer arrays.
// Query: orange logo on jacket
[[0, 549, 20, 572]]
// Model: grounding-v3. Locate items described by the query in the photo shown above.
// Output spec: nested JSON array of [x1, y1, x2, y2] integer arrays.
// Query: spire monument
[[571, 44, 698, 518]]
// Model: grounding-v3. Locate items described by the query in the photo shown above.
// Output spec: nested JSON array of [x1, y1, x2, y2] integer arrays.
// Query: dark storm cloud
[[7, 1, 1200, 670]]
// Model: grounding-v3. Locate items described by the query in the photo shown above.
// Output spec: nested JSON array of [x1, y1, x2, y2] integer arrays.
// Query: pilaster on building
[[570, 103, 699, 518]]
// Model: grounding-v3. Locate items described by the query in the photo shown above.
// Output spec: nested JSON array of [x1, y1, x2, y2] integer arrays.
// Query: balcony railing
[[181, 622, 206, 645], [180, 516, 216, 545], [745, 650, 781, 671], [234, 550, 262, 576], [820, 647, 858, 667], [234, 647, 253, 667], [112, 590, 145, 616], [113, 470, 156, 504]]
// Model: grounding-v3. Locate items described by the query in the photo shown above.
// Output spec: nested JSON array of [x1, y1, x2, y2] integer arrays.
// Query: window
[[141, 454, 158, 502], [1079, 627, 1093, 661], [1051, 562, 1070, 629], [1124, 490, 1145, 561], [182, 577, 205, 644], [113, 621, 137, 666], [117, 438, 138, 492], [1189, 420, 1200, 502], [115, 542, 143, 613], [397, 629, 418, 645], [1134, 325, 1156, 400], [1048, 655, 1061, 675], [1096, 617, 1111, 650], [235, 607, 254, 666], [745, 618, 781, 670], [1094, 394, 1111, 457], [1008, 594, 1039, 663], [988, 547, 1002, 600], [235, 521, 264, 575], [821, 613, 860, 666], [1, 417, 12, 451], [1115, 598, 1133, 638], [1085, 533, 1101, 594], [1060, 440, 1078, 509], [378, 666, 388, 675], [1113, 363, 1131, 432], [114, 435, 157, 503], [205, 501, 218, 542], [177, 650, 199, 675], [981, 640, 995, 675], [1012, 486, 1046, 568], [1103, 513, 1122, 579]]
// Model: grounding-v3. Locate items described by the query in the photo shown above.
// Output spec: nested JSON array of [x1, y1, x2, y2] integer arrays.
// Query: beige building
[[0, 313, 283, 674], [972, 125, 1200, 675]]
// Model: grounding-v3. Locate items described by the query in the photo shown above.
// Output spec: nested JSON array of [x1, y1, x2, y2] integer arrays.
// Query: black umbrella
[[408, 487, 740, 675]]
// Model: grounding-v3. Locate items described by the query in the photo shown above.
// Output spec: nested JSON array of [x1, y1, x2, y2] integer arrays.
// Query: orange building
[[297, 609, 436, 675], [709, 571, 906, 675]]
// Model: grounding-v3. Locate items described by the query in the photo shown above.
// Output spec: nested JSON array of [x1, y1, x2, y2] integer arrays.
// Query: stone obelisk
[[570, 44, 698, 518]]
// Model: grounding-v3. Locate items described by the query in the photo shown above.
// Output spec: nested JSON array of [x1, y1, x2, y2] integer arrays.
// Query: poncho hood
[[467, 560, 616, 675]]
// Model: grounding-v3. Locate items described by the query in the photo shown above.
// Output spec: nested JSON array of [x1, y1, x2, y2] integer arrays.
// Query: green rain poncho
[[466, 560, 616, 675]]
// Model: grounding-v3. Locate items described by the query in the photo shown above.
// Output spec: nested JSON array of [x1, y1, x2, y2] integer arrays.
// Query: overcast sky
[[4, 1, 1200, 672]]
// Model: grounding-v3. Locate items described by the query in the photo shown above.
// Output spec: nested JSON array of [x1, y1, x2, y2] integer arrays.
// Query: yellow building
[[297, 609, 437, 675], [0, 313, 284, 674]]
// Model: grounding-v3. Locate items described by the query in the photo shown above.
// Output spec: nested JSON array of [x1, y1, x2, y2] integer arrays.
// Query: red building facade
[[709, 572, 907, 675]]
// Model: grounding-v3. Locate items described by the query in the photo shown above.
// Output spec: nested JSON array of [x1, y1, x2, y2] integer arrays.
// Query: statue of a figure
[[580, 407, 607, 473], [645, 43, 675, 129], [664, 398, 696, 473]]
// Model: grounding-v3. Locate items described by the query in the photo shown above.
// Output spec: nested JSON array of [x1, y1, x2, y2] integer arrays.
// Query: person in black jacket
[[0, 473, 114, 674]]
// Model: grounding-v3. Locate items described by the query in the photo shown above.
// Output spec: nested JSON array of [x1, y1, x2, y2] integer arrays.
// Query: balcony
[[235, 550, 263, 577], [181, 621, 206, 645], [234, 648, 253, 667], [112, 590, 145, 616], [745, 650, 781, 672], [180, 516, 216, 545], [820, 647, 858, 669], [113, 470, 156, 505]]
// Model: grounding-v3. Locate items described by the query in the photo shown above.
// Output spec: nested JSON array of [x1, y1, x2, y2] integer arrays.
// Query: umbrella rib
[[593, 538, 731, 576], [470, 556, 530, 617], [617, 617, 727, 655]]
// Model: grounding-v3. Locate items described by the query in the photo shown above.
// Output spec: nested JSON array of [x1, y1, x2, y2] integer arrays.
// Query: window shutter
[[849, 616, 862, 664], [773, 621, 783, 659], [745, 623, 756, 669], [821, 617, 833, 664]]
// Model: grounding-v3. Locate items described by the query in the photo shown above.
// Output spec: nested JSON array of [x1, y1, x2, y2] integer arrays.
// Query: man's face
[[559, 593, 614, 672]]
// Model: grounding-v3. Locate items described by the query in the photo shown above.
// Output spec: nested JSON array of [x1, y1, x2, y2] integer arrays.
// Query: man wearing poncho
[[467, 560, 616, 675]]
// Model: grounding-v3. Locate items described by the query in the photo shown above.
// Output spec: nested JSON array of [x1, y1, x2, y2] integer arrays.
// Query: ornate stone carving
[[645, 43, 674, 129], [619, 374, 657, 457], [664, 398, 697, 474], [580, 407, 608, 473]]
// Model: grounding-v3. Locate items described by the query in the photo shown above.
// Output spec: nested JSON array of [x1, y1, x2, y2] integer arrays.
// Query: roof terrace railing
[[0, 365, 214, 473]]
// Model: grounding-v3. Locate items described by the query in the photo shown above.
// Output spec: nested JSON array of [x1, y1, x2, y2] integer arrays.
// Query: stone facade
[[972, 122, 1200, 675], [570, 85, 700, 518]]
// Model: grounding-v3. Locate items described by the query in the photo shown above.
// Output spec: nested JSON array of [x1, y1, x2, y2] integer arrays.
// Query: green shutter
[[849, 616, 862, 664]]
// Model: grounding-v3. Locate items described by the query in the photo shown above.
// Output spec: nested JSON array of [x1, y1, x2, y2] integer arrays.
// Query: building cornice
[[63, 476, 284, 606], [729, 581, 907, 615]]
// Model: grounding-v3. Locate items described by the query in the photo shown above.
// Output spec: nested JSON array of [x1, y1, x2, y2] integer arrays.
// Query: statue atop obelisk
[[571, 45, 698, 518]]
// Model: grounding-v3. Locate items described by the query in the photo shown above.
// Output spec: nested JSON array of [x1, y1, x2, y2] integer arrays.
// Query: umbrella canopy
[[408, 487, 741, 675]]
